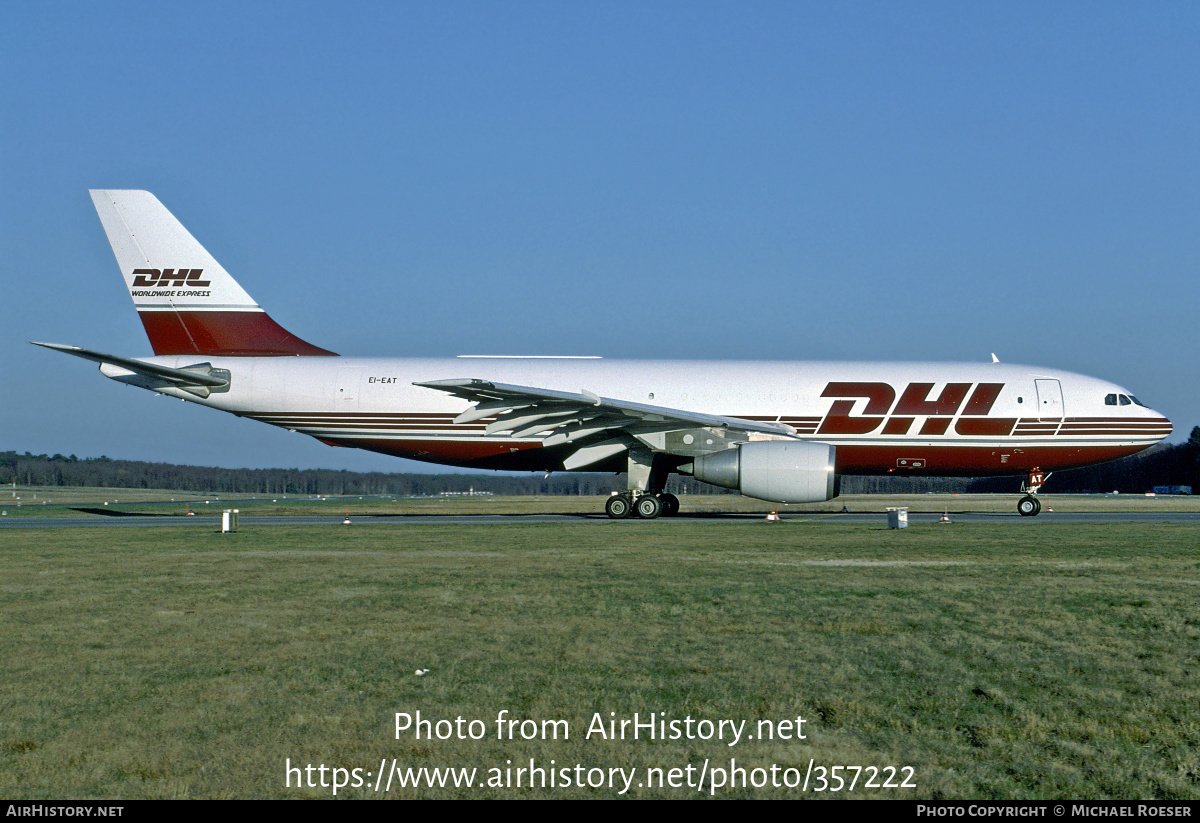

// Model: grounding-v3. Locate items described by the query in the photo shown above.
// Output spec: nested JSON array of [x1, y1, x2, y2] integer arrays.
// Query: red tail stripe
[[138, 310, 336, 357]]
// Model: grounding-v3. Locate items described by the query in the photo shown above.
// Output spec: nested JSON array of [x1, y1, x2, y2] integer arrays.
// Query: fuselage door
[[1035, 379, 1064, 422], [336, 367, 361, 409]]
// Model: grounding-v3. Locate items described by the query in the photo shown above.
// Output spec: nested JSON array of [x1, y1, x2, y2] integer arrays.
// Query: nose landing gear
[[1017, 468, 1050, 517]]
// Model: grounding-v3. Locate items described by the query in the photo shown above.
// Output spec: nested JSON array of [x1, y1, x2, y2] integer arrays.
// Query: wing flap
[[561, 439, 631, 470], [417, 379, 796, 436], [542, 421, 623, 446], [416, 378, 798, 468], [453, 399, 532, 424], [484, 407, 586, 436]]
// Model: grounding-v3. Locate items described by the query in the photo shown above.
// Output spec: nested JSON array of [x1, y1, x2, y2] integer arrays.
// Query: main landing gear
[[1017, 467, 1050, 517], [604, 450, 680, 519], [605, 491, 680, 519]]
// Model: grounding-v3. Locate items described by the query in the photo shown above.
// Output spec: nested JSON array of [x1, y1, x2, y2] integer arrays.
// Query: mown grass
[[1, 522, 1198, 798]]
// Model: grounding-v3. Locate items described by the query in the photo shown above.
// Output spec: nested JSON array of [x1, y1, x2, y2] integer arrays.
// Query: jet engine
[[683, 440, 838, 503]]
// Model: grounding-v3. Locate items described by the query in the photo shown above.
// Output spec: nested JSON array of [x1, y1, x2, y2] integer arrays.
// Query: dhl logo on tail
[[131, 268, 211, 287]]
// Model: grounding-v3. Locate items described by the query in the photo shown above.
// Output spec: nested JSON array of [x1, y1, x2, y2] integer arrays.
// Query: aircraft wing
[[33, 342, 231, 397], [415, 378, 797, 469]]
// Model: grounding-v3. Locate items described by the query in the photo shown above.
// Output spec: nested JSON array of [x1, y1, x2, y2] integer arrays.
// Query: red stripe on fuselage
[[835, 443, 1150, 475], [329, 437, 547, 470], [320, 435, 1152, 477]]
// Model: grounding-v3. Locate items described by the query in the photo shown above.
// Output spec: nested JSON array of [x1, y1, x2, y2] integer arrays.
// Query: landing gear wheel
[[605, 495, 631, 519], [635, 494, 662, 519], [659, 493, 680, 517], [1017, 495, 1041, 517]]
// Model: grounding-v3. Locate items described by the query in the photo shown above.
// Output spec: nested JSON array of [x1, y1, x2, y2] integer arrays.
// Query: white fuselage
[[116, 355, 1172, 476]]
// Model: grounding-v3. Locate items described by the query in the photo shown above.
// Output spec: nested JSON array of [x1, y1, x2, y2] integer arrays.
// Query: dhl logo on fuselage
[[131, 268, 211, 287], [819, 382, 1013, 437]]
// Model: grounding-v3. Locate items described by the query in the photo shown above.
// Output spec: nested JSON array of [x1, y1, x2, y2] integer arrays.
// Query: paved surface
[[4, 511, 1200, 528]]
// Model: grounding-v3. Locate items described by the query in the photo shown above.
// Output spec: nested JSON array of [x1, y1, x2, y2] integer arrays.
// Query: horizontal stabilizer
[[32, 342, 231, 397]]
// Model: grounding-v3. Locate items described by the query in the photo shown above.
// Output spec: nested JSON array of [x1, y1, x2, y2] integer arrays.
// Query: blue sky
[[3, 1, 1197, 472]]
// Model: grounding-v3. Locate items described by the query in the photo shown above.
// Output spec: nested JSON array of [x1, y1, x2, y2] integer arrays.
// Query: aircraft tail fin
[[89, 190, 336, 356]]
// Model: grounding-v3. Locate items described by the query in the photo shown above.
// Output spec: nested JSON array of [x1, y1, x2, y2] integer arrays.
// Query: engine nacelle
[[688, 440, 837, 503]]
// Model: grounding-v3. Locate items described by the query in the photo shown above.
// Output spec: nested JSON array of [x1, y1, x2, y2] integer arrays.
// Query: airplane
[[35, 190, 1173, 519]]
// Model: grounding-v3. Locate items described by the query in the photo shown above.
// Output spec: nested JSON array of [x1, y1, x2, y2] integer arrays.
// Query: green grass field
[[2, 520, 1199, 798]]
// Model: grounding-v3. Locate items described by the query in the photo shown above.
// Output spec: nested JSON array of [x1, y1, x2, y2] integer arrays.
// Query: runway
[[4, 511, 1200, 528]]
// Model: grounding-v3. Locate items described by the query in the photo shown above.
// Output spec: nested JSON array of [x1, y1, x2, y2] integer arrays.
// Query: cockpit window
[[1107, 392, 1147, 407]]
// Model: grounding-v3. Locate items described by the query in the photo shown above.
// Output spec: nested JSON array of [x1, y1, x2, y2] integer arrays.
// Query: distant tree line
[[4, 427, 1196, 496], [0, 450, 711, 496]]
